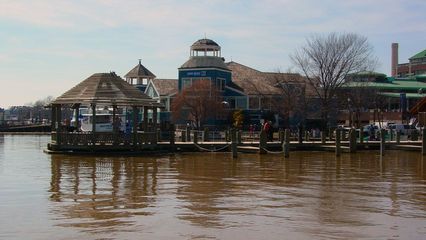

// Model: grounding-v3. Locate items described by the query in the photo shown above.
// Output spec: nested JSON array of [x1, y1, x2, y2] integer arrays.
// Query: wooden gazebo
[[47, 72, 163, 152]]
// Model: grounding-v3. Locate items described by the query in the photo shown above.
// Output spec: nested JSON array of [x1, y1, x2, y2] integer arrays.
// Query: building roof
[[151, 79, 178, 96], [343, 78, 426, 91], [349, 71, 387, 78], [124, 59, 156, 79], [180, 56, 229, 70], [226, 61, 310, 95], [191, 38, 220, 51], [409, 49, 426, 60], [52, 72, 160, 106], [410, 96, 426, 114]]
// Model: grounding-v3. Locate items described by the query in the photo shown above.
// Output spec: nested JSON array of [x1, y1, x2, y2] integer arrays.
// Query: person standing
[[263, 120, 272, 141]]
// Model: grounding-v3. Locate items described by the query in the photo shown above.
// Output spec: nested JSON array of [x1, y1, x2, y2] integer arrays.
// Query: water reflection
[[48, 151, 426, 238], [49, 155, 158, 233]]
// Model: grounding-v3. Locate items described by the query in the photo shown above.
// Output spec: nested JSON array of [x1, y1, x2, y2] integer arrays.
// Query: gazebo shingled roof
[[191, 38, 221, 51], [52, 72, 161, 106], [124, 60, 156, 79]]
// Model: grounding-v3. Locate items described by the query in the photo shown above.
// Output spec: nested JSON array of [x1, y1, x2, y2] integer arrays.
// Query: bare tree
[[269, 71, 307, 128], [171, 80, 224, 129], [291, 32, 377, 130], [243, 71, 306, 128]]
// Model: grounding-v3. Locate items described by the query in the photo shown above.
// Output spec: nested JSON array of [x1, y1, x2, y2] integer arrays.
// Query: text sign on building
[[186, 71, 207, 77]]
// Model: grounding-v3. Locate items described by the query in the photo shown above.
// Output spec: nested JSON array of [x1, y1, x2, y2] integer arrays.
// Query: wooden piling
[[396, 131, 401, 143], [335, 129, 341, 157], [170, 125, 175, 152], [259, 130, 267, 154], [349, 128, 356, 153], [380, 129, 385, 156], [284, 129, 290, 158], [181, 130, 186, 142], [193, 131, 198, 144], [321, 131, 326, 144], [203, 128, 209, 142], [422, 128, 426, 155], [412, 130, 419, 141], [231, 129, 238, 158], [156, 128, 161, 144], [298, 127, 303, 144], [186, 126, 191, 142]]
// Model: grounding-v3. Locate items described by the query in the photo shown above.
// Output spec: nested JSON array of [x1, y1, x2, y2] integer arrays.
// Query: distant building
[[0, 108, 4, 125], [124, 59, 156, 92], [140, 38, 310, 128], [340, 72, 426, 125], [145, 78, 178, 126], [392, 43, 426, 77]]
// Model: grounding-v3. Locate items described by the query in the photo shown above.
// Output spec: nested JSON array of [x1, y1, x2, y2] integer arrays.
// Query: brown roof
[[151, 79, 178, 96], [191, 38, 221, 51], [410, 97, 426, 114], [124, 60, 156, 79], [226, 61, 314, 96], [52, 72, 161, 106], [180, 56, 229, 70]]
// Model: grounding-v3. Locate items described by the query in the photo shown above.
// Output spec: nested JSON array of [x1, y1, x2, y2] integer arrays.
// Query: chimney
[[391, 43, 398, 77]]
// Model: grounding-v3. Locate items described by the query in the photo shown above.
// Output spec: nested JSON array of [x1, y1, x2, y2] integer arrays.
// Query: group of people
[[247, 121, 273, 141]]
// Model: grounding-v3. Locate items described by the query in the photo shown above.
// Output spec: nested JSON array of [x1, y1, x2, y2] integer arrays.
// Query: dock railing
[[50, 131, 157, 149]]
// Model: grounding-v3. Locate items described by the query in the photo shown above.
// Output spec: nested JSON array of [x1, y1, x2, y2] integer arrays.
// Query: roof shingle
[[52, 72, 160, 106]]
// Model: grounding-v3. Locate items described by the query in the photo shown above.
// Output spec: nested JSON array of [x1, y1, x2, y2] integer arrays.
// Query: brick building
[[392, 43, 426, 77]]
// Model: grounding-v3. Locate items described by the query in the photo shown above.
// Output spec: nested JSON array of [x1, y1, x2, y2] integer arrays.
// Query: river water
[[0, 135, 425, 240]]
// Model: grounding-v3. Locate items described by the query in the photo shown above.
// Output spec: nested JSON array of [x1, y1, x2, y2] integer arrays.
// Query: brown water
[[0, 135, 425, 240]]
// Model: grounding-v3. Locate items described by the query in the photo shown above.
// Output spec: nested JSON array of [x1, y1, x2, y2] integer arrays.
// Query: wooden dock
[[41, 128, 426, 156]]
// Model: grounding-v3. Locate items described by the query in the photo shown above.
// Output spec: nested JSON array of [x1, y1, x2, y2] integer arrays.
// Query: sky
[[0, 0, 425, 108]]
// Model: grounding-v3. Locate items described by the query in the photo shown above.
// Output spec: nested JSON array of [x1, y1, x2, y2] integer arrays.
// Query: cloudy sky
[[1, 0, 425, 107]]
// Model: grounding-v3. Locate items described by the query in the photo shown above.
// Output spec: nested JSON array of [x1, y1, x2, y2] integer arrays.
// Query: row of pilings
[[221, 128, 426, 159]]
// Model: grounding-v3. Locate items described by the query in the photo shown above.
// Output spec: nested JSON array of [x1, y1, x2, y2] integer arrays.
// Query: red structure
[[393, 43, 426, 77], [391, 43, 398, 77]]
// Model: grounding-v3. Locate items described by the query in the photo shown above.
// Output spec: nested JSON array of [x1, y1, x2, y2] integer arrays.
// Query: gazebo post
[[132, 106, 139, 149], [74, 103, 80, 131], [55, 104, 62, 148], [143, 106, 148, 131], [91, 103, 96, 146], [51, 104, 57, 142]]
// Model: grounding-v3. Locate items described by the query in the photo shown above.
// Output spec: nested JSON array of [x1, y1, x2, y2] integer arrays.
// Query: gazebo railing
[[51, 131, 157, 148]]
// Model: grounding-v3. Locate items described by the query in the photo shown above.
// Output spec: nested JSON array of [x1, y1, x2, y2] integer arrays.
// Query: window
[[235, 97, 247, 109], [182, 77, 211, 89], [216, 78, 226, 91], [249, 96, 260, 110], [261, 97, 272, 110], [161, 98, 169, 111], [147, 86, 157, 98], [182, 78, 191, 89]]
